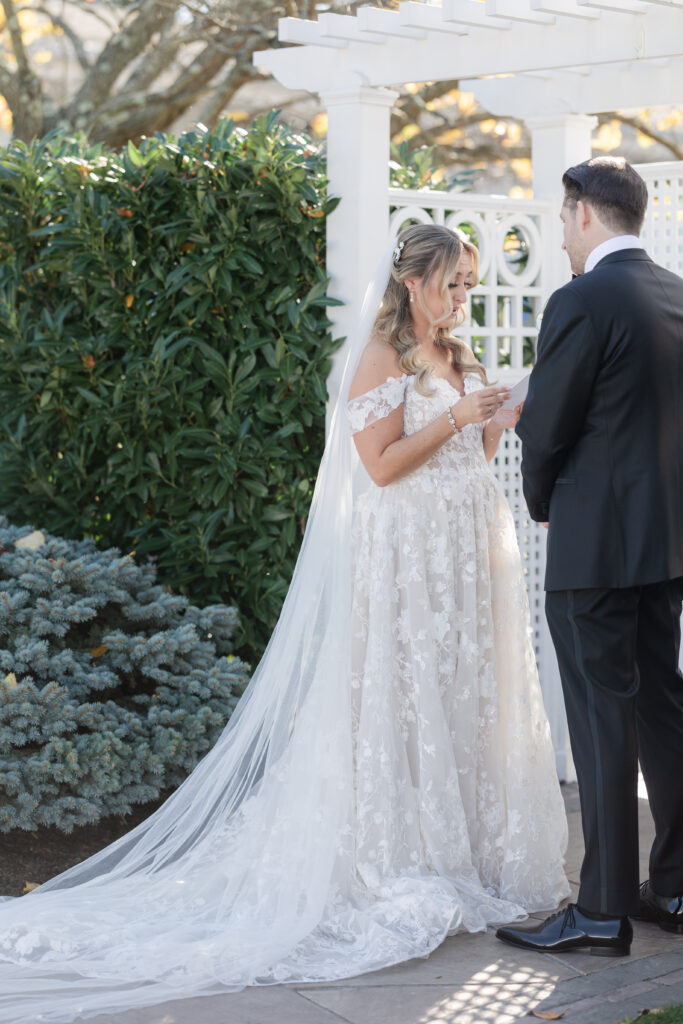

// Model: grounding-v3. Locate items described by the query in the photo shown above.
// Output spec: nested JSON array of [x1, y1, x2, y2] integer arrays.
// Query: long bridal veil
[[0, 242, 396, 1023]]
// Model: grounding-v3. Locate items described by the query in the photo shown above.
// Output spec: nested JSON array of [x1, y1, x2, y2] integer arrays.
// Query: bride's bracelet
[[447, 405, 462, 434]]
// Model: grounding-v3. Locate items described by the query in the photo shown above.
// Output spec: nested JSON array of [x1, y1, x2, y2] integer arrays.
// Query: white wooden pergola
[[256, 0, 683, 356], [254, 1, 683, 779]]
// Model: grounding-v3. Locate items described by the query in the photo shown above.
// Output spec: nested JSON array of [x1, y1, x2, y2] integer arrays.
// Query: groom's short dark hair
[[562, 157, 648, 235]]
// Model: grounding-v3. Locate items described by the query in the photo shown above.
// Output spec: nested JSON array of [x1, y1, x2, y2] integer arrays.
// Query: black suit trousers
[[546, 578, 683, 917]]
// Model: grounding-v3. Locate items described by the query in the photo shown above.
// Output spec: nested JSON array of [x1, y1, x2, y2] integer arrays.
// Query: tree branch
[[64, 0, 176, 125], [17, 5, 92, 71], [120, 25, 184, 95], [0, 64, 18, 110], [199, 58, 263, 128], [1, 0, 43, 138], [49, 0, 120, 33], [83, 39, 232, 144], [610, 113, 683, 161], [163, 38, 227, 99]]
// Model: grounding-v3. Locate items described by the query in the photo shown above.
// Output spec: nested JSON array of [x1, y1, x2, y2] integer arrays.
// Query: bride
[[0, 224, 569, 1023]]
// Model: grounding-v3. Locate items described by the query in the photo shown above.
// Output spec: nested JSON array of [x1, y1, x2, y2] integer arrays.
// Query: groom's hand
[[541, 522, 549, 530]]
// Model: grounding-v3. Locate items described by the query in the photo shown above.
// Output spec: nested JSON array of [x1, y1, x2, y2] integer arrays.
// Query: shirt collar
[[584, 235, 644, 274]]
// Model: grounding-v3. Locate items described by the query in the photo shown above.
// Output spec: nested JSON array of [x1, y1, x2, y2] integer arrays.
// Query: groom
[[497, 156, 683, 957]]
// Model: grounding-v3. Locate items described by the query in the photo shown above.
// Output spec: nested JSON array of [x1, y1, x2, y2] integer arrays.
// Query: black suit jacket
[[516, 249, 683, 591]]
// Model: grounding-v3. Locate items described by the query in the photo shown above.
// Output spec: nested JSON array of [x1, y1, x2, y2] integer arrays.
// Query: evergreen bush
[[0, 519, 249, 833], [0, 115, 340, 661]]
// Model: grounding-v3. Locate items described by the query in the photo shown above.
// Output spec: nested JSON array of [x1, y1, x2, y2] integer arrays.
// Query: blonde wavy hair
[[372, 223, 487, 396]]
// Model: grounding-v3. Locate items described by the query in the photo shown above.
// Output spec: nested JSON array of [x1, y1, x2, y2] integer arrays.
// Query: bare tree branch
[[200, 59, 262, 128], [1, 0, 42, 138], [609, 113, 683, 161], [52, 0, 121, 32], [0, 63, 18, 109], [163, 38, 227, 100], [120, 27, 185, 95], [17, 5, 92, 71], [64, 0, 176, 126], [1, 0, 679, 177]]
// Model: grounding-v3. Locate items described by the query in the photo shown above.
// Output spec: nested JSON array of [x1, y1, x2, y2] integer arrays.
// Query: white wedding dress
[[0, 362, 569, 1022], [348, 371, 569, 927]]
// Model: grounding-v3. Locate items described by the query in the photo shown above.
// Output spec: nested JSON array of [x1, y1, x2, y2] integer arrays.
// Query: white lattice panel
[[389, 186, 574, 776], [388, 189, 550, 377], [636, 161, 683, 275], [388, 167, 683, 778]]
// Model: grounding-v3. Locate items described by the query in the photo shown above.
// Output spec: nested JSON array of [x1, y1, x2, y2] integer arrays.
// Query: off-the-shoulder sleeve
[[346, 375, 407, 435]]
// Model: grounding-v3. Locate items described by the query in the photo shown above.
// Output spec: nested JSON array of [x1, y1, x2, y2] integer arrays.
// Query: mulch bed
[[0, 797, 168, 898]]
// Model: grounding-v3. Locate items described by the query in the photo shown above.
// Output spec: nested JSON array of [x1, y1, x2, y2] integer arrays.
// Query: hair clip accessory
[[392, 241, 405, 265]]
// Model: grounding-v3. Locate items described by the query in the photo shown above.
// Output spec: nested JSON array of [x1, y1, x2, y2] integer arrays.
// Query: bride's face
[[419, 252, 473, 327]]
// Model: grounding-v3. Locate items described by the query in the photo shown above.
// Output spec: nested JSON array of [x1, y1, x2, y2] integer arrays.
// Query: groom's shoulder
[[545, 276, 593, 314]]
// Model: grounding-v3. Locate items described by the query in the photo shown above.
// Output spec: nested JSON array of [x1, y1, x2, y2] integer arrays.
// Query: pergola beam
[[531, 0, 600, 17], [468, 59, 683, 117], [278, 18, 348, 49], [398, 4, 471, 35], [254, 5, 683, 93], [440, 0, 511, 28], [355, 8, 428, 39], [577, 0, 648, 11], [486, 0, 556, 23]]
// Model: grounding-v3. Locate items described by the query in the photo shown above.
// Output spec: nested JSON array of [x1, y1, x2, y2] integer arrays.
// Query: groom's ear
[[575, 199, 592, 232]]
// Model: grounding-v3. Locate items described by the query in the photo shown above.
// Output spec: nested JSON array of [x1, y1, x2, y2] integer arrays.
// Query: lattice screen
[[389, 187, 575, 777], [388, 189, 547, 376], [636, 160, 683, 275], [388, 168, 683, 778]]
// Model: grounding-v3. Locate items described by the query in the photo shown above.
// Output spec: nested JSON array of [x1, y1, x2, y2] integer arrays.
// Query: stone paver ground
[[91, 783, 683, 1024]]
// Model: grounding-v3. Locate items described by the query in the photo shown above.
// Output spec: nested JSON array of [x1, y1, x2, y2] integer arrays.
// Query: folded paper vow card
[[500, 374, 530, 411]]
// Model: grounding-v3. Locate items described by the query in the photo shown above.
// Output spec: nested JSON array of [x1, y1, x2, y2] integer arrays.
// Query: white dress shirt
[[584, 234, 644, 274]]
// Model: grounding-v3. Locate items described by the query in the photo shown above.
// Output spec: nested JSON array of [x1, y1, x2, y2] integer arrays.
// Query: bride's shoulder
[[348, 339, 404, 401]]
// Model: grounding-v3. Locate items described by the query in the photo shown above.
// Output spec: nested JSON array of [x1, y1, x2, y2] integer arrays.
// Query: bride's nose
[[452, 282, 467, 304]]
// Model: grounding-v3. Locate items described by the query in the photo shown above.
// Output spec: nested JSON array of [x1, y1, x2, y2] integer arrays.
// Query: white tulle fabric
[[0, 246, 569, 1024]]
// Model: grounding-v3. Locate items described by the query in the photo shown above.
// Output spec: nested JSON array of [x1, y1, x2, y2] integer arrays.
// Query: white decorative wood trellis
[[388, 160, 683, 780], [389, 189, 550, 376], [254, 1, 683, 779], [638, 160, 683, 275], [389, 185, 567, 772]]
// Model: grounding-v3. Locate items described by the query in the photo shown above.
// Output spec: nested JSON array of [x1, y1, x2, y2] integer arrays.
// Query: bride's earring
[[409, 289, 415, 304]]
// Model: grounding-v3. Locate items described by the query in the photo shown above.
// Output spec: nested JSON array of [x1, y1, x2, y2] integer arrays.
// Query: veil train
[[0, 242, 397, 1024]]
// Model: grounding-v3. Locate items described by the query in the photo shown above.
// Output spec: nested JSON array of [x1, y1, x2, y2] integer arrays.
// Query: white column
[[527, 114, 597, 298], [321, 87, 399, 417]]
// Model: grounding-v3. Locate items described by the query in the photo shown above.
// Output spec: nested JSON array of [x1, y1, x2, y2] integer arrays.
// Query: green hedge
[[0, 116, 341, 662]]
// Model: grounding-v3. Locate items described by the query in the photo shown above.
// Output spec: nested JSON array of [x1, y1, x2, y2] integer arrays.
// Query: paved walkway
[[93, 785, 683, 1024]]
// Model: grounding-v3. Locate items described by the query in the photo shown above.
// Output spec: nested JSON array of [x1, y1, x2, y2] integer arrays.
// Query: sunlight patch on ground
[[417, 960, 558, 1024]]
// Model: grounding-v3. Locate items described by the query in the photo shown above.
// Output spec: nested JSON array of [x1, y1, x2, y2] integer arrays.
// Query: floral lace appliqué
[[346, 375, 408, 434]]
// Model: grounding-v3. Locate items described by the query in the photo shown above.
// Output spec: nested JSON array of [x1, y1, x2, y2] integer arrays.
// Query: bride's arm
[[482, 405, 523, 462], [350, 343, 508, 487]]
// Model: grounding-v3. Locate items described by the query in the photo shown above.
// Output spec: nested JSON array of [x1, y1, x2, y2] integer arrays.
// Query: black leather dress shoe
[[634, 880, 683, 934], [496, 904, 632, 957]]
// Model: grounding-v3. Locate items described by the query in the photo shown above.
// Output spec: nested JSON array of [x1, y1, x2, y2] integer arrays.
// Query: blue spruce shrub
[[0, 519, 249, 832]]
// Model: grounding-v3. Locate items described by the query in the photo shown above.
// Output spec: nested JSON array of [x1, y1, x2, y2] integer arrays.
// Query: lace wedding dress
[[348, 371, 569, 929], [0, 363, 569, 1023]]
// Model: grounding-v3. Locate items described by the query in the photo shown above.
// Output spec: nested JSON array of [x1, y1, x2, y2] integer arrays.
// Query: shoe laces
[[560, 905, 576, 935], [544, 905, 576, 936]]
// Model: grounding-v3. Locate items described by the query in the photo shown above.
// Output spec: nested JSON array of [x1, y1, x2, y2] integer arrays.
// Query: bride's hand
[[452, 385, 510, 427], [489, 401, 524, 430]]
